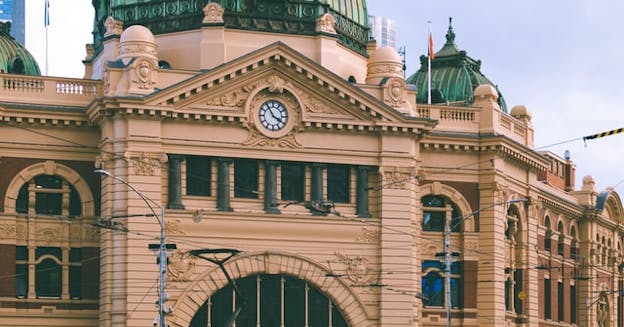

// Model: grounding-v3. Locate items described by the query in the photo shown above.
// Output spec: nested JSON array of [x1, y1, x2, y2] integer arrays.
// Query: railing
[[418, 103, 531, 146], [0, 74, 101, 106]]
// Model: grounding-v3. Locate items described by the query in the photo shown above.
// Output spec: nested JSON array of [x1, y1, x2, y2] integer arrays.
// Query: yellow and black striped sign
[[583, 128, 624, 141]]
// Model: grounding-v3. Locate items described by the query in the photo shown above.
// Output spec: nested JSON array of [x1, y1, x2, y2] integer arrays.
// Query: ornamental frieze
[[204, 81, 261, 108], [165, 219, 185, 236], [0, 224, 16, 239], [356, 227, 380, 244], [380, 167, 416, 189]]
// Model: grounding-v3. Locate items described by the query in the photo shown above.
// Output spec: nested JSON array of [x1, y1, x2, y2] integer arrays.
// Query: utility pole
[[95, 169, 175, 327]]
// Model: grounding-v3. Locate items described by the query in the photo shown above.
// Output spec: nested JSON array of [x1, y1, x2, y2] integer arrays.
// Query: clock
[[259, 100, 288, 131]]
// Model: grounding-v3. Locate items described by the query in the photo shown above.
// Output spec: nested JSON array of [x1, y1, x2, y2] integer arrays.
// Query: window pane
[[309, 286, 329, 326], [15, 264, 27, 298], [69, 184, 82, 217], [236, 275, 257, 326], [327, 165, 350, 203], [281, 162, 304, 201], [36, 259, 62, 298], [285, 276, 305, 326], [15, 246, 28, 261], [70, 266, 82, 299], [234, 159, 259, 199], [260, 275, 280, 327], [36, 247, 61, 260], [422, 271, 444, 307], [186, 156, 212, 196], [69, 248, 82, 262], [16, 183, 28, 214], [210, 284, 233, 327], [35, 192, 62, 215], [422, 211, 445, 231]]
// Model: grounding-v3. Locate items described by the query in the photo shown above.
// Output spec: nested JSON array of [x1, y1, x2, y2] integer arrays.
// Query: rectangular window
[[327, 165, 350, 203], [15, 264, 27, 298], [544, 279, 551, 319], [570, 285, 577, 323], [281, 162, 304, 202], [69, 266, 82, 299], [186, 156, 212, 196], [234, 159, 259, 199], [558, 281, 564, 321]]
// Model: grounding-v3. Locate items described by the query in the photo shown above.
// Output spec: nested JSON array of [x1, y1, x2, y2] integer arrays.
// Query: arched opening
[[189, 273, 349, 327], [421, 194, 462, 232]]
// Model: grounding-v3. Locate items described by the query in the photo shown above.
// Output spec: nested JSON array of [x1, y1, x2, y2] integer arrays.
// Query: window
[[570, 285, 577, 323], [281, 162, 304, 202], [16, 175, 81, 217], [189, 274, 348, 327], [544, 279, 551, 319], [234, 159, 259, 199], [557, 221, 565, 256], [558, 281, 564, 321], [186, 156, 212, 196], [327, 164, 350, 203], [421, 195, 461, 232], [421, 260, 462, 308], [16, 246, 91, 300]]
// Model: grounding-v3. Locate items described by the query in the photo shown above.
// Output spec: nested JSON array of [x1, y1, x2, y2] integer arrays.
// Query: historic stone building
[[0, 1, 622, 326]]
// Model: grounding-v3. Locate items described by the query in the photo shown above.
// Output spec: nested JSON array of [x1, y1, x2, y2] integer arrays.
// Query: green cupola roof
[[92, 0, 369, 56], [0, 22, 41, 76], [406, 18, 507, 112]]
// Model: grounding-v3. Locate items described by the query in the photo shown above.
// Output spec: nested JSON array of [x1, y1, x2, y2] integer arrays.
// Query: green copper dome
[[406, 18, 507, 112], [0, 22, 41, 76], [92, 0, 369, 55]]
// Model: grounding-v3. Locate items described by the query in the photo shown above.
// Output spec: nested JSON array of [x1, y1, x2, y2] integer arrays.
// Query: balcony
[[0, 74, 102, 107]]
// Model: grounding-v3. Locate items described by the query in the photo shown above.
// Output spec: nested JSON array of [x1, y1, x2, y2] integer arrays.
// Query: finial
[[445, 17, 456, 44]]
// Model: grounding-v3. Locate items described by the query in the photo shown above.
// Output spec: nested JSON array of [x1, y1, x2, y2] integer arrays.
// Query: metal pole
[[159, 206, 167, 327], [444, 205, 452, 327]]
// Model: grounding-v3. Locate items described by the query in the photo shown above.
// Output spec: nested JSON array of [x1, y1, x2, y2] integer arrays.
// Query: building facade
[[368, 15, 396, 49], [0, 1, 622, 327]]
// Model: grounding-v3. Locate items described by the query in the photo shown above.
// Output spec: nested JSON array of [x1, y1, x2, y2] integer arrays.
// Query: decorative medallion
[[104, 16, 123, 37], [334, 251, 376, 286], [383, 77, 408, 108], [16, 223, 27, 240], [134, 60, 156, 90], [202, 2, 224, 24], [167, 250, 196, 282]]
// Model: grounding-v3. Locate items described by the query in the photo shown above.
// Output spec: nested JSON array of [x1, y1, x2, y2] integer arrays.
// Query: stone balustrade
[[0, 74, 102, 107]]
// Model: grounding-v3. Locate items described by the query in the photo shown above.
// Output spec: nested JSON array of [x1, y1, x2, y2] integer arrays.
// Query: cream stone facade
[[0, 1, 622, 327]]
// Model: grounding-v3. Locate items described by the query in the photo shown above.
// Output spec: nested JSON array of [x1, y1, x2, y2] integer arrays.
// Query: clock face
[[259, 100, 288, 131]]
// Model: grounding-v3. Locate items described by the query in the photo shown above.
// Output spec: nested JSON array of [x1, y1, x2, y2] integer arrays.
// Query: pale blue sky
[[24, 0, 623, 192]]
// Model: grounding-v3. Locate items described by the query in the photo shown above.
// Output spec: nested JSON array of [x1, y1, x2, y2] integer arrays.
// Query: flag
[[44, 0, 50, 27], [428, 32, 435, 60]]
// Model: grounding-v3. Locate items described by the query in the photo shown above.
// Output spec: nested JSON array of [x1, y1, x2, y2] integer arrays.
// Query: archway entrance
[[190, 273, 349, 327]]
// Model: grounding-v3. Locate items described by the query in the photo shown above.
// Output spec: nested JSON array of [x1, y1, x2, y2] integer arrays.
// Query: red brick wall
[[0, 244, 16, 297]]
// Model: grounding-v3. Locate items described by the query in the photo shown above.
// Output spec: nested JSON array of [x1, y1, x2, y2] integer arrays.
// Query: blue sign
[[0, 0, 13, 21]]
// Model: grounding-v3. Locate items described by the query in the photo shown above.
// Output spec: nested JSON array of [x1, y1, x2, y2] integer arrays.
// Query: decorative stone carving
[[203, 2, 224, 24], [382, 77, 413, 115], [104, 16, 123, 37], [95, 153, 112, 170], [165, 219, 185, 236], [15, 222, 27, 240], [167, 250, 196, 282], [0, 224, 16, 239], [133, 60, 156, 90], [335, 252, 376, 285], [124, 152, 168, 176], [266, 74, 286, 94], [356, 227, 380, 244], [316, 13, 336, 34], [83, 224, 100, 241], [380, 167, 415, 189], [205, 81, 261, 108], [38, 227, 61, 244], [242, 129, 302, 148], [421, 240, 441, 256]]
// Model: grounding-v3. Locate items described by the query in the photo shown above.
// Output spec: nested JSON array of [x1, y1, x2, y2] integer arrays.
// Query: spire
[[445, 17, 456, 46]]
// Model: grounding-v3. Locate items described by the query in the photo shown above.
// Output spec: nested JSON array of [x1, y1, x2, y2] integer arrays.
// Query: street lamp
[[438, 198, 528, 327], [95, 169, 175, 327]]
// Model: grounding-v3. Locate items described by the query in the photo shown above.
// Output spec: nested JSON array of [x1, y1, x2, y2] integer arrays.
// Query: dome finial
[[445, 17, 456, 45]]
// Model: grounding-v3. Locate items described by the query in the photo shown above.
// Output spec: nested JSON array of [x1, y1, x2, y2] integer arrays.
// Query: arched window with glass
[[421, 194, 462, 232]]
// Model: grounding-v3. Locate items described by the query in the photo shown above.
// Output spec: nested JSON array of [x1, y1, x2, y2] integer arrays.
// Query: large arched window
[[190, 274, 349, 327], [15, 175, 82, 217], [34, 248, 62, 298], [421, 195, 461, 232]]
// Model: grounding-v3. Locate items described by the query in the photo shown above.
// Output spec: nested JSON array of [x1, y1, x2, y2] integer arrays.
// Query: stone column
[[310, 163, 326, 216], [264, 161, 280, 214], [217, 158, 233, 212], [167, 154, 185, 209], [356, 166, 372, 218]]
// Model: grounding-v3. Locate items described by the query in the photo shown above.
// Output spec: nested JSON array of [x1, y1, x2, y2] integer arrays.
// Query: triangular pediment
[[144, 42, 435, 133]]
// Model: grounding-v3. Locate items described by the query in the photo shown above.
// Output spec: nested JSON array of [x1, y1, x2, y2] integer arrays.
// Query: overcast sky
[[24, 0, 623, 193]]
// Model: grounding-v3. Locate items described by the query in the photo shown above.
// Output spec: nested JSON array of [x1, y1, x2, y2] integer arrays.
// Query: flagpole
[[45, 0, 49, 75], [427, 21, 432, 105]]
